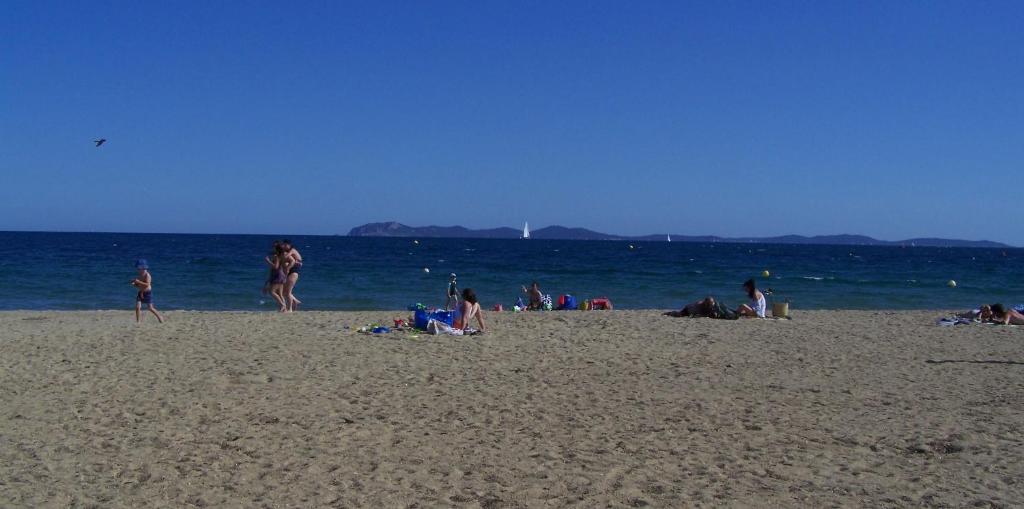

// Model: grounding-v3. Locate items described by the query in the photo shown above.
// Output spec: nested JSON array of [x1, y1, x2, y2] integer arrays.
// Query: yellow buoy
[[762, 270, 770, 278]]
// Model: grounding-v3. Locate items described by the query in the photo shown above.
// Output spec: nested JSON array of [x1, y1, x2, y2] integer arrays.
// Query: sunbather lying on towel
[[987, 304, 1024, 325], [665, 296, 737, 319]]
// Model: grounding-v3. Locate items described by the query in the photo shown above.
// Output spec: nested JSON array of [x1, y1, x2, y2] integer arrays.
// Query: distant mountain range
[[348, 222, 1013, 248]]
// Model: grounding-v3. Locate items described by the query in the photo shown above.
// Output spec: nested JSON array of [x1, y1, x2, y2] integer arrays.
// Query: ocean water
[[1, 231, 1020, 311]]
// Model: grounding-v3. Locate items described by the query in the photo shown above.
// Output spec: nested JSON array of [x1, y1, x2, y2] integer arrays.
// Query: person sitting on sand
[[521, 281, 543, 310], [455, 288, 486, 333], [736, 278, 766, 318], [988, 304, 1024, 325]]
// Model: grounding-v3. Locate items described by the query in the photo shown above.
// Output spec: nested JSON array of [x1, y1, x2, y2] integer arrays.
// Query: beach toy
[[947, 280, 957, 288], [513, 305, 522, 312], [372, 326, 390, 334], [762, 270, 770, 277], [394, 318, 406, 327]]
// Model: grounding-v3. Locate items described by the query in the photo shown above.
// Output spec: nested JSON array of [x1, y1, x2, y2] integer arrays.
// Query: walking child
[[445, 273, 459, 311], [131, 259, 165, 323]]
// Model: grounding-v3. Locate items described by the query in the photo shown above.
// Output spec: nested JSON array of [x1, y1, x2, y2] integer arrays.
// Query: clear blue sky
[[2, 1, 1022, 244]]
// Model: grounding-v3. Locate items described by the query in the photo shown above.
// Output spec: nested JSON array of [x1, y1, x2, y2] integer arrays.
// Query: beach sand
[[1, 310, 1021, 507]]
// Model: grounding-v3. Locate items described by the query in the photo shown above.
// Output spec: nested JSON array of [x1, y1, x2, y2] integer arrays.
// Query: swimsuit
[[288, 261, 302, 275], [271, 268, 287, 285], [137, 290, 153, 305]]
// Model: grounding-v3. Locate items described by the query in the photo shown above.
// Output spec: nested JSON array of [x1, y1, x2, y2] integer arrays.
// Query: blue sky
[[2, 1, 1022, 244]]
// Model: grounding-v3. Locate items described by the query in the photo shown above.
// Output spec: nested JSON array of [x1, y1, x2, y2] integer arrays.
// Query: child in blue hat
[[131, 259, 165, 323]]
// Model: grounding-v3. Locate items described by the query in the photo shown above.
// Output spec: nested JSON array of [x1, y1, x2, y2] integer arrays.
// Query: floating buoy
[[762, 270, 770, 278], [947, 280, 957, 288], [413, 240, 419, 245], [629, 245, 635, 249], [423, 267, 430, 273]]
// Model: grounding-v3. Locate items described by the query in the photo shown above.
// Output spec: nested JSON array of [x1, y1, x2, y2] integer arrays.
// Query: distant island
[[348, 222, 1013, 248]]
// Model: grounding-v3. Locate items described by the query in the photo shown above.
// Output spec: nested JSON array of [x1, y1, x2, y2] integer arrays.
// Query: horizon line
[[0, 227, 1017, 248]]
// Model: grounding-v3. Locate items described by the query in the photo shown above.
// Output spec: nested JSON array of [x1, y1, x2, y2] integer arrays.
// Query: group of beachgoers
[[263, 239, 303, 312], [665, 278, 769, 319], [132, 251, 1021, 327]]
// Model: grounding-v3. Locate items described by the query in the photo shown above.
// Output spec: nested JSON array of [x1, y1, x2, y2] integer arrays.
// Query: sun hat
[[135, 259, 149, 269]]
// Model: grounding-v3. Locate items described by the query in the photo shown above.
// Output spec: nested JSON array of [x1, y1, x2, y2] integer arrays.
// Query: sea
[[1, 232, 1020, 311]]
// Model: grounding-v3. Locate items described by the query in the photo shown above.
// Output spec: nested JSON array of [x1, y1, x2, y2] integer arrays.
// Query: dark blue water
[[1, 232, 1020, 311]]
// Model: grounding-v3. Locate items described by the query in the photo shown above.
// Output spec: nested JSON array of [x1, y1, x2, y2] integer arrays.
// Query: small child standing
[[131, 259, 165, 323], [444, 273, 459, 311]]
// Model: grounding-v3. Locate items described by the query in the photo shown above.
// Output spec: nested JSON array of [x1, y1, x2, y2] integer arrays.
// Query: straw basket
[[772, 302, 789, 318]]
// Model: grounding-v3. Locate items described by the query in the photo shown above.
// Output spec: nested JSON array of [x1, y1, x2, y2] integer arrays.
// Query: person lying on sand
[[665, 297, 719, 318], [988, 304, 1024, 325]]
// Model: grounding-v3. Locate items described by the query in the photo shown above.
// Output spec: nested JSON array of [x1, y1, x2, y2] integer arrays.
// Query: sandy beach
[[0, 310, 1021, 507]]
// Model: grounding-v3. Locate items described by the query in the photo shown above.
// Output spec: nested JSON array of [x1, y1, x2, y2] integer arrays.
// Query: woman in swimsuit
[[989, 304, 1024, 325], [264, 242, 288, 312], [456, 288, 486, 333], [281, 240, 302, 312]]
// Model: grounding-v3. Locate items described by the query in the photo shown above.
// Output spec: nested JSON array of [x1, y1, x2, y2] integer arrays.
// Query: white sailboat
[[522, 222, 530, 239], [667, 234, 672, 242]]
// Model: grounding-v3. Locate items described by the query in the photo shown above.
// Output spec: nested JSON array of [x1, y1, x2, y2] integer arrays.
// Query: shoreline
[[2, 309, 1021, 506]]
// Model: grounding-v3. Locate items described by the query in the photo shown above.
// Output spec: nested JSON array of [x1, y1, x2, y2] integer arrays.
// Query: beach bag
[[559, 295, 577, 310], [414, 310, 454, 329]]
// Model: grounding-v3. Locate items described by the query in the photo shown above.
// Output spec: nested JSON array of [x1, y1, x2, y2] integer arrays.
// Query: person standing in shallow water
[[281, 239, 302, 312], [264, 243, 288, 312]]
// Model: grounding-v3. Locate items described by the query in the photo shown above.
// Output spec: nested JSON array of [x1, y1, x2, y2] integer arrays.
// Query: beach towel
[[937, 317, 974, 326]]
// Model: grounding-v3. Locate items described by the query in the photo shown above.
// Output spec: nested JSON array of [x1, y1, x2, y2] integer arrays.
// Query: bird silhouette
[[94, 139, 106, 147]]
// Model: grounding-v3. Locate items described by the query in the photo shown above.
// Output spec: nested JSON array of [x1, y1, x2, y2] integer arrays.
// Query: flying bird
[[93, 139, 106, 147]]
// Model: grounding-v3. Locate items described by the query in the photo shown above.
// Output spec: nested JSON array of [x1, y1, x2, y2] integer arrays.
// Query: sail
[[667, 234, 672, 242], [523, 222, 530, 239]]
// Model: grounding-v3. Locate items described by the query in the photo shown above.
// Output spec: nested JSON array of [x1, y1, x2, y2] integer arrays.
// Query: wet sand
[[1, 310, 1022, 507]]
